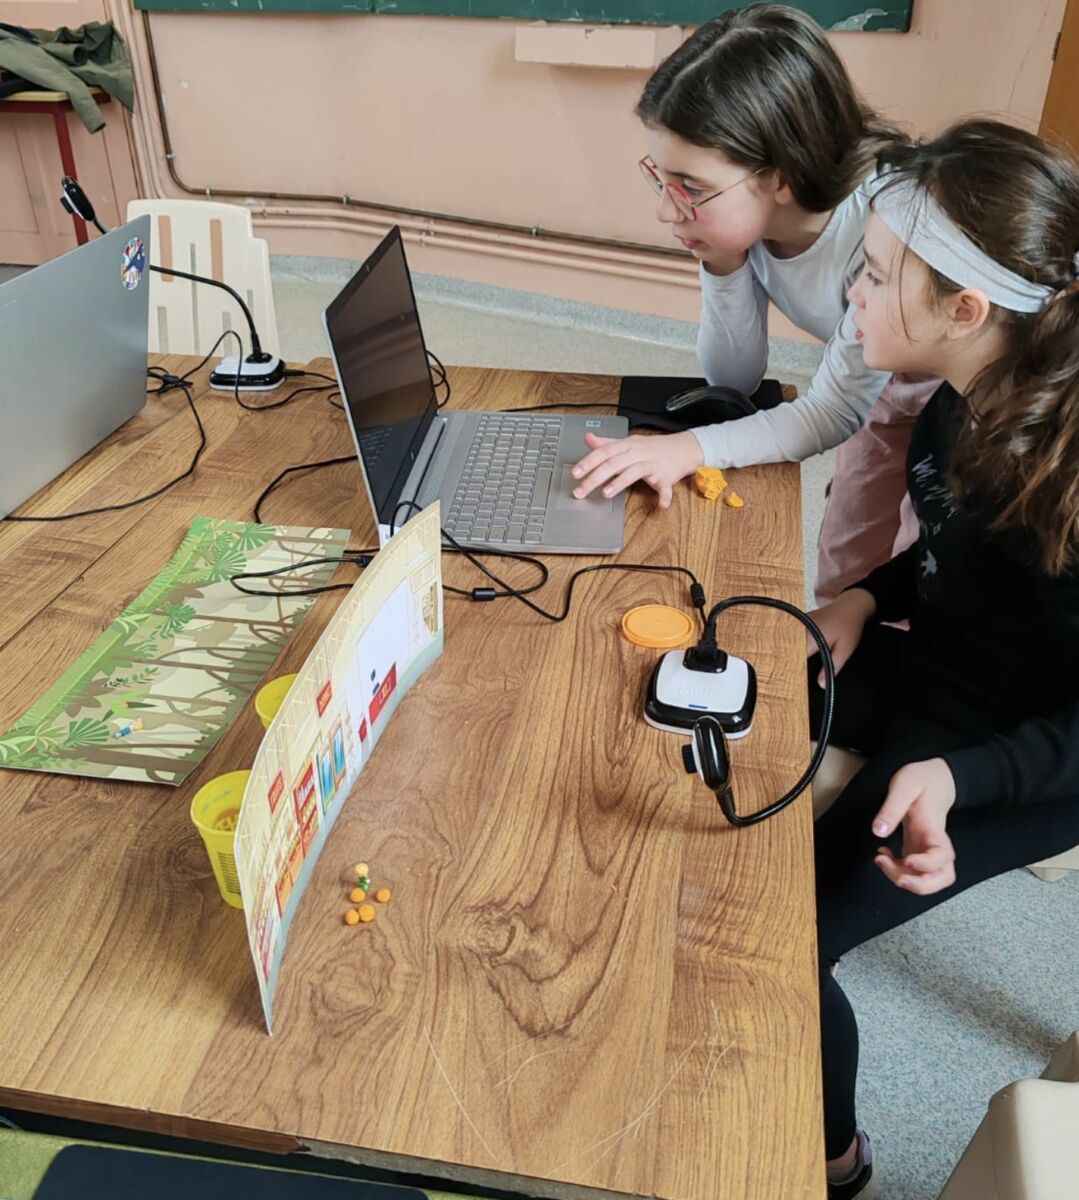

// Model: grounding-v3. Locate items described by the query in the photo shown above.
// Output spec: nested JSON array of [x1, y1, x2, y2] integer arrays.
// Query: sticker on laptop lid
[[120, 236, 146, 291]]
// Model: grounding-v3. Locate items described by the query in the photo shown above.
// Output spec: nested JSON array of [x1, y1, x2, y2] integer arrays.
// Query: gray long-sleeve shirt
[[692, 175, 891, 470]]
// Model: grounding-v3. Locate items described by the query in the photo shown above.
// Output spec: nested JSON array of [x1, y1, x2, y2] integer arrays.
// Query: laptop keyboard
[[446, 414, 562, 544]]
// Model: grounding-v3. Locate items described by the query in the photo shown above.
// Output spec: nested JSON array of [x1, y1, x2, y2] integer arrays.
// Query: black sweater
[[854, 384, 1079, 809]]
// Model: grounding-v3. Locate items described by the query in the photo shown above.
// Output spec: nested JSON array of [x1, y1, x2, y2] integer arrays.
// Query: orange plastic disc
[[621, 604, 694, 649]]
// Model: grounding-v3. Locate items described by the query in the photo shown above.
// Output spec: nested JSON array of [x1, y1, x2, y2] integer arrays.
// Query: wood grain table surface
[[0, 357, 823, 1200]]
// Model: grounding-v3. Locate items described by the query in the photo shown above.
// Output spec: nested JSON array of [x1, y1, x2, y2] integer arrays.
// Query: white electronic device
[[643, 649, 756, 737], [209, 353, 286, 392]]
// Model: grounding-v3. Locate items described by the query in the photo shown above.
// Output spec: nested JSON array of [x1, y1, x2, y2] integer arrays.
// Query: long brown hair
[[636, 5, 901, 213], [878, 121, 1079, 576]]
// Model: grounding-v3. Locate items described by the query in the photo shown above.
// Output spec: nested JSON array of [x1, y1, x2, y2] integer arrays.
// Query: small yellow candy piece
[[694, 467, 728, 501], [723, 490, 745, 508], [344, 909, 360, 926], [375, 888, 392, 904], [353, 861, 369, 877], [358, 904, 376, 923], [349, 887, 367, 903]]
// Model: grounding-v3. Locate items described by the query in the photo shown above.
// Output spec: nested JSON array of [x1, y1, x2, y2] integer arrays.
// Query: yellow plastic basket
[[255, 673, 297, 730], [190, 769, 250, 909]]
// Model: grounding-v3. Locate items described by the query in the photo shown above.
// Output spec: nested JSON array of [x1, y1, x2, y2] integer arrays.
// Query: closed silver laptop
[[323, 226, 627, 554], [0, 217, 151, 518]]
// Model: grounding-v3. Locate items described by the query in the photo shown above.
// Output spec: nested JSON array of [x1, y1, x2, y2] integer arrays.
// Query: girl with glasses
[[570, 4, 935, 603]]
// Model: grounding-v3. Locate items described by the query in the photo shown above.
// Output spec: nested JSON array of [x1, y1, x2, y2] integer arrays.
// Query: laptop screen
[[324, 228, 436, 528]]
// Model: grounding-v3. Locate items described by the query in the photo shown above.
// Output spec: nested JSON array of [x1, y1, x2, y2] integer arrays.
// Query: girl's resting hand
[[701, 249, 750, 277], [569, 430, 704, 510], [806, 588, 876, 686], [873, 758, 958, 896]]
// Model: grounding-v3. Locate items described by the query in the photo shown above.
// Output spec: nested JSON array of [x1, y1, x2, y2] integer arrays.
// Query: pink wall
[[3, 0, 1067, 328], [0, 0, 139, 264]]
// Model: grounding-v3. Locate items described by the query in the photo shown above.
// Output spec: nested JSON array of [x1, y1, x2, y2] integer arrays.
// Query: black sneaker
[[826, 1129, 878, 1200]]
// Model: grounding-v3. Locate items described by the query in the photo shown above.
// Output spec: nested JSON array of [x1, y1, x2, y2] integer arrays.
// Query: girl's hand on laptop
[[805, 588, 876, 687], [871, 758, 957, 896], [569, 430, 703, 509]]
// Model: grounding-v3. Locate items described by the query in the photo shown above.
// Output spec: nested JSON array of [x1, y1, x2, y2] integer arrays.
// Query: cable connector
[[690, 582, 706, 610], [683, 640, 728, 673]]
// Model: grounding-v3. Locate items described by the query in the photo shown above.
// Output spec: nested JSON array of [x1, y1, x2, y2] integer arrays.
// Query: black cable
[[244, 468, 705, 624], [235, 381, 338, 412], [287, 369, 337, 384], [146, 264, 267, 360], [391, 499, 708, 629], [442, 544, 550, 601], [696, 597, 835, 826], [453, 549, 707, 627], [284, 369, 342, 410], [247, 451, 554, 600], [230, 550, 378, 598], [427, 349, 450, 409], [284, 369, 342, 406], [2, 368, 207, 522], [252, 454, 357, 525]]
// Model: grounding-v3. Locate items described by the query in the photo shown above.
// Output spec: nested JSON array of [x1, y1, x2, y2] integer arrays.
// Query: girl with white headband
[[569, 5, 937, 603], [807, 119, 1079, 1199]]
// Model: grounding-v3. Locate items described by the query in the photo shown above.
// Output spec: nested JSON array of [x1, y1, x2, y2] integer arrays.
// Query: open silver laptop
[[0, 217, 151, 518], [323, 226, 628, 553]]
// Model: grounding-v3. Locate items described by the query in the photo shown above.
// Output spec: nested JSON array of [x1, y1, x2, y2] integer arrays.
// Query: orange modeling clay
[[694, 467, 728, 501]]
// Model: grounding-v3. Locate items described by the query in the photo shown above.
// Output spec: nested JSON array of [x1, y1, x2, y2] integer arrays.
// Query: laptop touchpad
[[553, 465, 613, 512]]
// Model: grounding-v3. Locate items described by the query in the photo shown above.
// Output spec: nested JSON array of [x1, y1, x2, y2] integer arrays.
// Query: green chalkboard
[[132, 0, 912, 33]]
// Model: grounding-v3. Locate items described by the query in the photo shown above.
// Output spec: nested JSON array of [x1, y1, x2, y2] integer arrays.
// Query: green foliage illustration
[[0, 518, 350, 785]]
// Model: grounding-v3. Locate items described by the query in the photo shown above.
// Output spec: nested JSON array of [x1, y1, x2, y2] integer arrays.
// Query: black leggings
[[809, 625, 1079, 1159]]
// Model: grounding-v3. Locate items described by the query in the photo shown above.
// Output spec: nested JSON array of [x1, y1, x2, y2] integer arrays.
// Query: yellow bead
[[344, 909, 360, 926]]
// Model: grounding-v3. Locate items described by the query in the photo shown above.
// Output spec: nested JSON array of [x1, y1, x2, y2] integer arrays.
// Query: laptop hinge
[[395, 416, 449, 529]]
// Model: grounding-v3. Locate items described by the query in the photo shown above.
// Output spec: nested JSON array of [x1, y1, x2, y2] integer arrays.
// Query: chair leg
[[53, 109, 87, 245]]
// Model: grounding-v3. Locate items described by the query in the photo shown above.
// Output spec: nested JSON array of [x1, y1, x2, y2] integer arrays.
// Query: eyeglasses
[[638, 156, 763, 222]]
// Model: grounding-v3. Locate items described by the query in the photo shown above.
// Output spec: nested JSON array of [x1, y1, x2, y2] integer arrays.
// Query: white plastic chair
[[125, 199, 280, 358], [811, 745, 1079, 880]]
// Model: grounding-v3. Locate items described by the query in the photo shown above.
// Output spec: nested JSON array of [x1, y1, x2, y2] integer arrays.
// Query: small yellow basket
[[190, 769, 250, 909], [255, 673, 297, 730]]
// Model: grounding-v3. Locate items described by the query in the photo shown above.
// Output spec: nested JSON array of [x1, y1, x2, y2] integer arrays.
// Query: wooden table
[[0, 357, 823, 1199]]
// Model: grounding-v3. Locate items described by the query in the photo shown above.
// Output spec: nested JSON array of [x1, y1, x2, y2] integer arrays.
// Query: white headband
[[871, 176, 1056, 314]]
